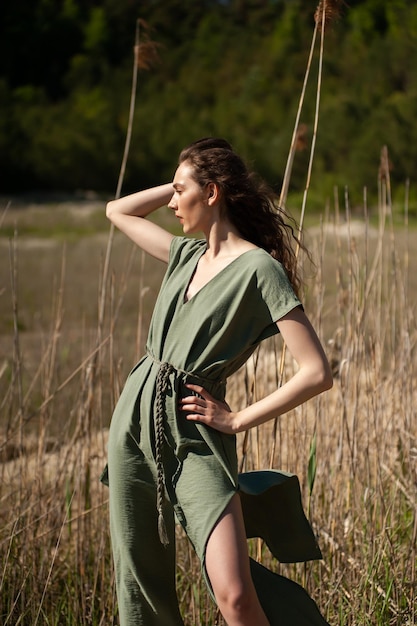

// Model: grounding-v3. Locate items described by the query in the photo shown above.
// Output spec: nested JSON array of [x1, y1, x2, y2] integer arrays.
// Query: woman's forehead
[[173, 161, 196, 185]]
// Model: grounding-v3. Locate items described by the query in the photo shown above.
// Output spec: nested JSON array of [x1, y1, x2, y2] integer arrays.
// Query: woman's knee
[[215, 579, 256, 615]]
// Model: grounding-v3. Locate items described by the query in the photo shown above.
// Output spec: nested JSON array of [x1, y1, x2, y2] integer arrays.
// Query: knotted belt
[[149, 351, 226, 547], [154, 361, 175, 546]]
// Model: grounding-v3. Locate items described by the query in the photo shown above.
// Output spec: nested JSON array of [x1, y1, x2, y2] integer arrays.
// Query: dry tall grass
[[0, 180, 415, 625]]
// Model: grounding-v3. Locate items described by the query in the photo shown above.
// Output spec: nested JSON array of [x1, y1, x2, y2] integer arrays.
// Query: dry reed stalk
[[271, 1, 344, 484], [8, 235, 23, 428], [327, 193, 414, 620], [279, 0, 344, 209], [36, 246, 66, 465], [278, 27, 317, 209], [270, 0, 332, 482], [3, 256, 95, 449], [79, 18, 158, 454], [0, 201, 10, 229], [297, 0, 327, 239], [115, 19, 159, 203], [33, 491, 74, 626]]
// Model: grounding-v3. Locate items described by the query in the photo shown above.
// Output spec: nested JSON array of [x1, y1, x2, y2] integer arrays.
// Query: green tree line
[[1, 0, 417, 205]]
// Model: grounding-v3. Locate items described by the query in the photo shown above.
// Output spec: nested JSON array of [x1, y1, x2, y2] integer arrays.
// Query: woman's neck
[[202, 219, 256, 260]]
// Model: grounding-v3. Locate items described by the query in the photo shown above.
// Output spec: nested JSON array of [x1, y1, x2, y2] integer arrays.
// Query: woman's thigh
[[204, 493, 254, 599]]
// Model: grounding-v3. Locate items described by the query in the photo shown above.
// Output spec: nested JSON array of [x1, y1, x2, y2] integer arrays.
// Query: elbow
[[317, 361, 333, 393], [106, 200, 115, 221], [306, 359, 333, 395]]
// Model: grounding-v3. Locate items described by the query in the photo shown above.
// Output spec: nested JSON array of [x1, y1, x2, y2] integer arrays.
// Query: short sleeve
[[162, 237, 205, 281], [167, 236, 205, 270], [255, 252, 302, 324]]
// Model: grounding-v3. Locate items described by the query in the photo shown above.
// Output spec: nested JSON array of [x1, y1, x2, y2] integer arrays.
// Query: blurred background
[[1, 0, 417, 211]]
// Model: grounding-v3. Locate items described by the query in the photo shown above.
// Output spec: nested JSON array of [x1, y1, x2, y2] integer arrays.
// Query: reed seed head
[[378, 145, 393, 182], [295, 123, 308, 152], [135, 19, 160, 70], [314, 0, 346, 30]]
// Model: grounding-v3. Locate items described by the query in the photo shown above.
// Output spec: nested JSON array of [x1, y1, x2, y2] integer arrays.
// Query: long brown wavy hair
[[178, 137, 304, 295]]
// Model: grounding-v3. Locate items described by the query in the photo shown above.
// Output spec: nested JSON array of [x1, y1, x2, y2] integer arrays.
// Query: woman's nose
[[168, 194, 176, 209]]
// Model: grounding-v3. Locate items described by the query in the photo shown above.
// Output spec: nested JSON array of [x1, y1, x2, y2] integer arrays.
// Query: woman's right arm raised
[[106, 183, 174, 263]]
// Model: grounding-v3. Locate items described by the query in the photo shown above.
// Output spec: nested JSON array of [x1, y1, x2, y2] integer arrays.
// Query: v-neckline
[[182, 245, 261, 305]]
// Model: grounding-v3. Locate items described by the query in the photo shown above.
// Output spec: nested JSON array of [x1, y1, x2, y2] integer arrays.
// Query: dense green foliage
[[1, 0, 417, 202]]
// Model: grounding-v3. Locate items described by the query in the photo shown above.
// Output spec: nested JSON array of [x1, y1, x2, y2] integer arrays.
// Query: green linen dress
[[103, 236, 329, 626]]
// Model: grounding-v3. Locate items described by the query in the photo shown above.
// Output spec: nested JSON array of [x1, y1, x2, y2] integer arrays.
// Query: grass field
[[0, 189, 416, 625]]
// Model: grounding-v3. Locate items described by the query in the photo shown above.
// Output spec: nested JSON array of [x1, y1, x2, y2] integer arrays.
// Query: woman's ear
[[207, 182, 219, 206]]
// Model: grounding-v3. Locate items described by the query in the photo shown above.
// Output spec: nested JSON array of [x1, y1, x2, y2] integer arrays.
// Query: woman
[[102, 138, 333, 626]]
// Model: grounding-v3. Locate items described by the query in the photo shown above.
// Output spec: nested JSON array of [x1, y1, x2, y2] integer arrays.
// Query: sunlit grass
[[0, 187, 416, 625]]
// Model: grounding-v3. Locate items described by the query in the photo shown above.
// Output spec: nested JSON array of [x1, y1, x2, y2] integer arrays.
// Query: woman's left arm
[[181, 307, 333, 434]]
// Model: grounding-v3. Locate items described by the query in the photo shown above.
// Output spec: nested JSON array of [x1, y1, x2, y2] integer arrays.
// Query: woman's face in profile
[[168, 162, 213, 234]]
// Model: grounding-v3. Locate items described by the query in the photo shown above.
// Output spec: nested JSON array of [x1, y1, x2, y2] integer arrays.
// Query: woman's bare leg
[[205, 494, 270, 626]]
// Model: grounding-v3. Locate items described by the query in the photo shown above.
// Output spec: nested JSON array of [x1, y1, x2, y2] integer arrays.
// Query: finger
[[186, 413, 207, 423], [179, 400, 207, 413], [184, 383, 210, 398], [179, 400, 206, 414]]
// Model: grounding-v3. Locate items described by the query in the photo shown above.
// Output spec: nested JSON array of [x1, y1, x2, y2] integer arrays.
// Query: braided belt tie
[[155, 361, 174, 547], [149, 352, 225, 547]]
